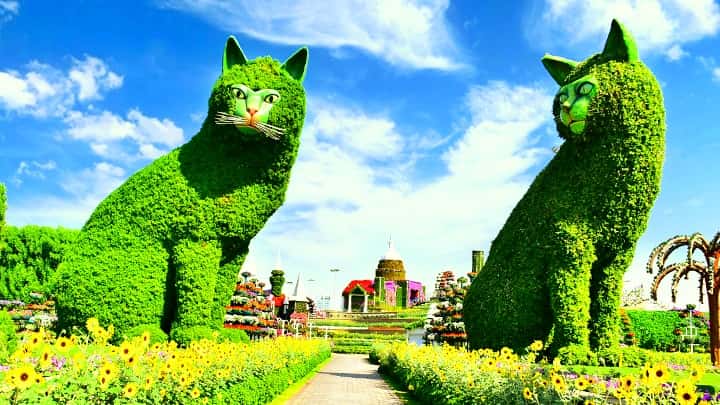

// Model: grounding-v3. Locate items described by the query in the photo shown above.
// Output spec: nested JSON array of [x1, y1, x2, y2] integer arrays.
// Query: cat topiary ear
[[281, 47, 309, 82], [223, 36, 248, 74], [601, 19, 639, 62], [541, 55, 578, 85]]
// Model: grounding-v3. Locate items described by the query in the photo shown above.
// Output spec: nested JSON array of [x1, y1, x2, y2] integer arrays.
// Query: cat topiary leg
[[170, 240, 222, 339], [590, 247, 633, 355], [547, 222, 595, 361], [212, 242, 250, 325]]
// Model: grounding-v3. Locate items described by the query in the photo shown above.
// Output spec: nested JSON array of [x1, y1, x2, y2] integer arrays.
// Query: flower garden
[[0, 318, 330, 404]]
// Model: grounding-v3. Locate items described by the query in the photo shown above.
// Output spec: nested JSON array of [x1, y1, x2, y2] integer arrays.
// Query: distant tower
[[375, 237, 406, 281], [472, 250, 485, 273]]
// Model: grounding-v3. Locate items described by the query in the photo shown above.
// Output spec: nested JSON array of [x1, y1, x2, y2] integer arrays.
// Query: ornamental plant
[[373, 341, 713, 405], [0, 318, 330, 404], [54, 37, 309, 339], [465, 19, 665, 361]]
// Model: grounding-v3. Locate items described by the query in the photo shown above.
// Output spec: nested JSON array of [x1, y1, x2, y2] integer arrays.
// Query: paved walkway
[[285, 353, 404, 405]]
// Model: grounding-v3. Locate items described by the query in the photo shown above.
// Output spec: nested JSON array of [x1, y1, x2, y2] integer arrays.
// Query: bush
[[168, 325, 217, 347], [626, 310, 679, 351], [123, 324, 169, 345], [218, 328, 250, 344], [0, 310, 17, 361]]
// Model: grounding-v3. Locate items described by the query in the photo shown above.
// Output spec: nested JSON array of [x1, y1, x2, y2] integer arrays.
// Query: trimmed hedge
[[0, 310, 17, 361], [465, 19, 665, 359], [626, 310, 680, 351], [54, 38, 308, 338]]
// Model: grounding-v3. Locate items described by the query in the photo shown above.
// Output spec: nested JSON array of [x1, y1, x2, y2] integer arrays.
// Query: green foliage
[[54, 40, 307, 339], [465, 19, 665, 357], [270, 269, 285, 296], [0, 310, 17, 361], [217, 327, 250, 344], [626, 310, 680, 351], [0, 225, 77, 301], [0, 183, 5, 231], [123, 324, 169, 345], [168, 325, 218, 347]]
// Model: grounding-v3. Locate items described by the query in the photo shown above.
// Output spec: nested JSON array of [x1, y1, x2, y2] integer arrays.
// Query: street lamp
[[330, 268, 340, 311]]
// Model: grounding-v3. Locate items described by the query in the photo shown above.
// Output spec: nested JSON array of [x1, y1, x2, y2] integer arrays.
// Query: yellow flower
[[54, 336, 73, 353], [620, 375, 635, 392], [99, 362, 119, 381], [651, 364, 669, 383], [144, 376, 154, 389], [98, 375, 111, 390], [126, 353, 139, 367], [551, 374, 567, 392], [11, 365, 37, 390], [690, 364, 705, 381], [500, 347, 513, 356], [583, 400, 596, 405], [123, 382, 139, 398], [86, 317, 100, 331], [530, 340, 543, 352], [38, 346, 53, 368], [676, 387, 697, 405], [160, 388, 167, 397], [141, 331, 151, 345], [522, 387, 533, 400], [190, 387, 201, 398], [26, 331, 43, 347], [119, 341, 134, 360], [574, 376, 589, 390], [152, 342, 161, 351]]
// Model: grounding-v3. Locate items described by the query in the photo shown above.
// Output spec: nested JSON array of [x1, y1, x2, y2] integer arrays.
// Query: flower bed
[[0, 318, 330, 404], [372, 341, 716, 404]]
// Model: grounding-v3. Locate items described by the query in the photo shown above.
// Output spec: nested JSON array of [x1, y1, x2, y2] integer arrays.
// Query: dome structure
[[376, 237, 406, 281]]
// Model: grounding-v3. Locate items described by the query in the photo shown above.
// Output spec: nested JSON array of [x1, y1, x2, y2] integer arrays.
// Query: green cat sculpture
[[464, 20, 665, 361], [55, 37, 308, 340]]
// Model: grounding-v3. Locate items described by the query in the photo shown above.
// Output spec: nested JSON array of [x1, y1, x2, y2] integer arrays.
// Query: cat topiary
[[54, 37, 308, 340], [464, 20, 665, 360]]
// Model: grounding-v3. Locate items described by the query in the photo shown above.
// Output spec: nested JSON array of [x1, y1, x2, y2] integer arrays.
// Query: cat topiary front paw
[[169, 325, 219, 347], [556, 344, 597, 366]]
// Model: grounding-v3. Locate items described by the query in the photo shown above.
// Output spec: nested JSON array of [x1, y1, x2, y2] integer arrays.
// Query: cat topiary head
[[208, 36, 308, 144], [541, 19, 663, 143]]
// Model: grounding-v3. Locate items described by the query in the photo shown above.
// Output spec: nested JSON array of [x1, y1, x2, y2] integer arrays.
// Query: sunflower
[[676, 387, 697, 405], [54, 336, 73, 353], [126, 353, 138, 367], [500, 347, 513, 356], [38, 347, 53, 368], [652, 364, 669, 383], [123, 382, 139, 398], [144, 376, 154, 389], [99, 362, 119, 381], [98, 375, 110, 390], [12, 365, 37, 390], [551, 374, 567, 392], [152, 343, 161, 351], [119, 342, 134, 360], [690, 364, 705, 381], [620, 375, 635, 392], [530, 340, 544, 352], [522, 387, 533, 400], [26, 332, 43, 347], [583, 400, 596, 405], [190, 387, 201, 399], [574, 376, 589, 390], [141, 331, 151, 345]]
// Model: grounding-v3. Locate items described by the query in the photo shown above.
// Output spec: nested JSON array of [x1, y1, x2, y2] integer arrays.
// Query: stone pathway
[[285, 353, 404, 405]]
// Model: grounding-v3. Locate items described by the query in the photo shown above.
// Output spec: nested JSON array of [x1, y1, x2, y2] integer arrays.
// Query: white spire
[[290, 273, 308, 302], [382, 235, 402, 260], [238, 254, 258, 281]]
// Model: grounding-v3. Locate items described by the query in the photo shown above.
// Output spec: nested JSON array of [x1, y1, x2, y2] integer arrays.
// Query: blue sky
[[1, 0, 719, 310]]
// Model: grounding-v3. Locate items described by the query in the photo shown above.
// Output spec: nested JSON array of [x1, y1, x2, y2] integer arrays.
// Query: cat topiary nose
[[247, 108, 258, 116]]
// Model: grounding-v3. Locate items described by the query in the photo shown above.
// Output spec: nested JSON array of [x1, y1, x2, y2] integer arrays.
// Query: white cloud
[[0, 57, 122, 117], [713, 67, 720, 81], [531, 0, 720, 57], [68, 56, 124, 101], [665, 44, 687, 61], [11, 160, 58, 185], [160, 0, 464, 70], [245, 82, 554, 292], [8, 162, 128, 228], [64, 109, 185, 162], [0, 1, 18, 24]]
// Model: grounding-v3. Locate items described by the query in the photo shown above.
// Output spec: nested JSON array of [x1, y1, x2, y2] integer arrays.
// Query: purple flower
[[703, 392, 713, 401], [0, 365, 9, 372], [52, 356, 66, 371]]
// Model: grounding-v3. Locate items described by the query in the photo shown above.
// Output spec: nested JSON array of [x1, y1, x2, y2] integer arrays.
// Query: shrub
[[0, 310, 17, 361], [168, 325, 217, 347], [218, 328, 250, 344], [626, 310, 679, 351], [123, 324, 169, 345]]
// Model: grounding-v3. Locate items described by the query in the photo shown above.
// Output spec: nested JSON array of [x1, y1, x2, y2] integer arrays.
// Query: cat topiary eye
[[232, 87, 246, 99], [558, 93, 568, 103], [264, 94, 280, 103], [579, 82, 593, 95]]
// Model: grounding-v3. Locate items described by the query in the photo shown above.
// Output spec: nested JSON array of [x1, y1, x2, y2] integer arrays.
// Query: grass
[[267, 355, 333, 405]]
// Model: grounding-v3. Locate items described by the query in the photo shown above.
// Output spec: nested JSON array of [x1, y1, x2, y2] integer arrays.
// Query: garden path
[[285, 353, 403, 404]]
